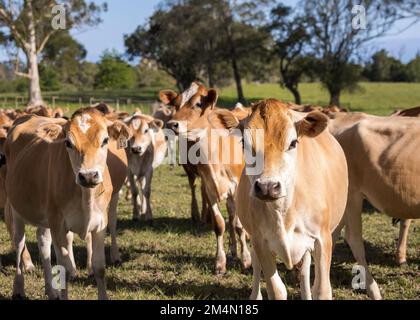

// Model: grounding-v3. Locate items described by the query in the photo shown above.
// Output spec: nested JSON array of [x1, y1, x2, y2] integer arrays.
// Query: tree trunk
[[329, 90, 341, 106], [225, 23, 246, 104], [286, 84, 302, 105], [27, 51, 43, 107], [26, 0, 43, 107], [231, 56, 246, 104]]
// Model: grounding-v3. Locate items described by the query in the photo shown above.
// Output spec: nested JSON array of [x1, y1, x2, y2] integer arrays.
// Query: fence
[[0, 96, 160, 115]]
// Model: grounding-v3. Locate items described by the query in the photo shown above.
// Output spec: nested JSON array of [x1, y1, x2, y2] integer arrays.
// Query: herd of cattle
[[0, 82, 418, 300]]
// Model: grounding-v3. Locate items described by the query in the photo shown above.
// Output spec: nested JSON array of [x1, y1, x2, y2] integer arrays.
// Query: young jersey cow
[[160, 83, 251, 274], [329, 112, 420, 299], [5, 108, 129, 300], [124, 114, 167, 222], [209, 99, 348, 299]]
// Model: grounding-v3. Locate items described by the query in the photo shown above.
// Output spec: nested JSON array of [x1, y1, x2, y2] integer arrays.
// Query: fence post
[[15, 96, 18, 108], [90, 97, 94, 106], [116, 99, 120, 111]]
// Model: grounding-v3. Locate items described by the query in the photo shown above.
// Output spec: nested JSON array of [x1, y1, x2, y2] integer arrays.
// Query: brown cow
[[209, 99, 348, 299], [5, 108, 129, 299], [329, 111, 420, 299], [160, 82, 251, 274]]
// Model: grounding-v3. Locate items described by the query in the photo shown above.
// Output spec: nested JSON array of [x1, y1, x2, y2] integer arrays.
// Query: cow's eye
[[288, 139, 298, 150], [65, 139, 73, 149], [144, 128, 149, 134], [195, 102, 202, 108], [101, 137, 109, 147]]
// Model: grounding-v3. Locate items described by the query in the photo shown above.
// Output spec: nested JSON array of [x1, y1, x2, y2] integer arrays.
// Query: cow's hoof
[[398, 261, 408, 268], [215, 263, 227, 276], [24, 263, 36, 274], [12, 293, 27, 300], [132, 216, 140, 222], [111, 258, 122, 266], [146, 220, 154, 227]]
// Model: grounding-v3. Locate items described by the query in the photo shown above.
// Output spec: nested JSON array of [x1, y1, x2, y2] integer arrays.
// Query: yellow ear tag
[[117, 136, 127, 149]]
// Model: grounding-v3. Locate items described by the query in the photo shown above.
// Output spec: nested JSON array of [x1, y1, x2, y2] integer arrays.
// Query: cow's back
[[336, 117, 420, 219]]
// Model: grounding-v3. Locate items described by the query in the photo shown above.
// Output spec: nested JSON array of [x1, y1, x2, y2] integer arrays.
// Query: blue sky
[[1, 0, 420, 63]]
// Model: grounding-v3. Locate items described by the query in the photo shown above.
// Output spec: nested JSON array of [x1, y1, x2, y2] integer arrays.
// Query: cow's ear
[[36, 123, 65, 143], [296, 111, 329, 138], [108, 120, 131, 149], [204, 89, 218, 110], [159, 90, 180, 106], [149, 119, 164, 131], [208, 109, 240, 130]]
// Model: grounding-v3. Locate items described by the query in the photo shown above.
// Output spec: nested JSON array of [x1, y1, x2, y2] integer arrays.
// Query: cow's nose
[[78, 170, 101, 188], [131, 146, 142, 154], [254, 179, 282, 201]]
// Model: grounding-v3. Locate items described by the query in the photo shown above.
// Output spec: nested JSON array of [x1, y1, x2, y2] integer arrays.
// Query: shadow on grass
[[117, 216, 212, 236]]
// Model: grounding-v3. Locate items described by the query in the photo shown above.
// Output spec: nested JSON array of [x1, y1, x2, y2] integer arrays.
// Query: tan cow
[[5, 108, 129, 300], [161, 82, 251, 273], [209, 99, 348, 299], [388, 106, 420, 265], [329, 112, 420, 299], [158, 92, 210, 226], [124, 114, 167, 222]]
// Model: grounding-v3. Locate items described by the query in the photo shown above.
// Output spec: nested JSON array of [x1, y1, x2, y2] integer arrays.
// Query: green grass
[[2, 82, 420, 116], [0, 164, 419, 300], [219, 82, 420, 115]]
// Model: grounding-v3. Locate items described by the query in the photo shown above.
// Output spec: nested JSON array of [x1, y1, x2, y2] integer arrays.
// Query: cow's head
[[159, 82, 218, 136], [209, 99, 328, 205], [37, 108, 129, 188], [124, 115, 164, 156]]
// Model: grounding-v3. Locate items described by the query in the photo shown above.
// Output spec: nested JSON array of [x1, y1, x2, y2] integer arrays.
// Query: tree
[[268, 4, 312, 104], [125, 1, 204, 90], [363, 50, 409, 82], [406, 54, 420, 82], [41, 31, 87, 88], [0, 0, 106, 106], [303, 0, 410, 105], [125, 0, 273, 102], [94, 51, 136, 90]]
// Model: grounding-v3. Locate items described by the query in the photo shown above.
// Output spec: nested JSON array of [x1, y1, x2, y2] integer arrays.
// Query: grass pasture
[[0, 82, 419, 300], [0, 164, 419, 300]]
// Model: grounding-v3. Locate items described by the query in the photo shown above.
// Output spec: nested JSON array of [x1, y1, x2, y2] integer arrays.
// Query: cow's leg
[[91, 229, 108, 300], [65, 231, 76, 279], [312, 230, 332, 300], [124, 178, 132, 201], [344, 191, 382, 300], [299, 250, 312, 300], [4, 202, 34, 272], [209, 201, 227, 274], [86, 232, 93, 276], [332, 216, 345, 252], [397, 219, 411, 265], [200, 184, 211, 225], [249, 247, 262, 300], [141, 170, 153, 223], [252, 238, 287, 300], [51, 228, 77, 300], [184, 165, 200, 224], [12, 213, 26, 299], [235, 216, 252, 271], [108, 192, 121, 264], [128, 172, 140, 221], [36, 227, 59, 300], [226, 196, 238, 259]]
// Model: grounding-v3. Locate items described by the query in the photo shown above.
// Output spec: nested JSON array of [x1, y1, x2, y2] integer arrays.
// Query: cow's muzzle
[[254, 179, 282, 201], [77, 169, 102, 188]]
